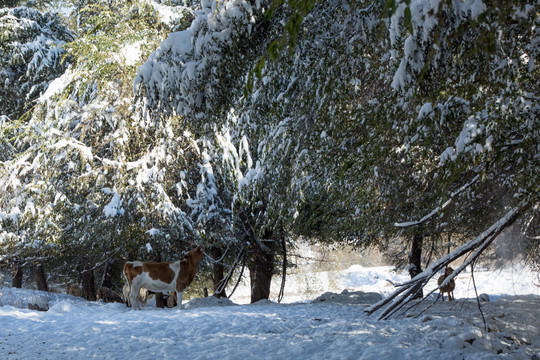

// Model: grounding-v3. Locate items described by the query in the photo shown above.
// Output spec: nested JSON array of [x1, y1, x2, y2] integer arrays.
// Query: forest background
[[0, 0, 538, 306]]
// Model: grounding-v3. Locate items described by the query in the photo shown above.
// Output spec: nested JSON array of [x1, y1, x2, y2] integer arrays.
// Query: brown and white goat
[[437, 267, 456, 301], [123, 246, 204, 310]]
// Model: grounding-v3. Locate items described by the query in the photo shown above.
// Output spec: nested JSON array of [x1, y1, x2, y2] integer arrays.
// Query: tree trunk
[[81, 270, 96, 301], [155, 292, 165, 308], [408, 233, 423, 299], [211, 247, 227, 298], [33, 262, 49, 292], [101, 259, 117, 289], [249, 240, 274, 303], [12, 263, 23, 288]]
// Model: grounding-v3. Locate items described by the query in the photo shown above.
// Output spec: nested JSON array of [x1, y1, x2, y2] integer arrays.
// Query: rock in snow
[[312, 290, 382, 305]]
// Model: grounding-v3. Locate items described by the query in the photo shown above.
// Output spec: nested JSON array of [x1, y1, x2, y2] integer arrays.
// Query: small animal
[[68, 284, 82, 297], [437, 267, 455, 301], [96, 286, 123, 303]]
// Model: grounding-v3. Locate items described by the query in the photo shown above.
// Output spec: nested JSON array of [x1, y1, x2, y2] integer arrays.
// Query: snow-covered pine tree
[[0, 0, 199, 292], [0, 6, 73, 120]]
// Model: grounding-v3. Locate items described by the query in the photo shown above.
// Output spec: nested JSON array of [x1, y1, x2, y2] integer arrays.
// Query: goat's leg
[[123, 283, 131, 307], [176, 291, 183, 310], [130, 283, 141, 310]]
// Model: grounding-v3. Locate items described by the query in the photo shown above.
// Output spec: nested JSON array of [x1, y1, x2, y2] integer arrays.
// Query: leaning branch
[[277, 235, 287, 303], [214, 246, 247, 296], [366, 204, 526, 319]]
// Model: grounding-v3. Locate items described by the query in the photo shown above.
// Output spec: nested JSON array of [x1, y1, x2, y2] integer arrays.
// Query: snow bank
[[0, 287, 87, 310], [182, 295, 236, 309], [1, 264, 539, 359], [312, 290, 382, 305]]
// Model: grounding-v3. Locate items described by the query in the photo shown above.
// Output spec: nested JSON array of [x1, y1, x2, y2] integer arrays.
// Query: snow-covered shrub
[[28, 294, 49, 311]]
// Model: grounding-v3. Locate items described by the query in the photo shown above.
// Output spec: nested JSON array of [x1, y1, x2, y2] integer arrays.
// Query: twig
[[228, 248, 248, 298], [471, 262, 487, 331], [277, 235, 287, 303], [215, 246, 246, 296]]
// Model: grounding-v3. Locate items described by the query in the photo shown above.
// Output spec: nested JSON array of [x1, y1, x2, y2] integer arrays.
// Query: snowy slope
[[1, 265, 539, 359]]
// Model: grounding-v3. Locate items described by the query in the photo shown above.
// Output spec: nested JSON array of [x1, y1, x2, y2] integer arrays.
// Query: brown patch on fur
[[124, 261, 175, 285], [177, 246, 204, 292], [123, 262, 143, 285], [142, 262, 175, 284]]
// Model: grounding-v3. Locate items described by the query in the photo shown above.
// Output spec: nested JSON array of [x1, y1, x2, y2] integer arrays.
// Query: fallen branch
[[366, 204, 526, 320]]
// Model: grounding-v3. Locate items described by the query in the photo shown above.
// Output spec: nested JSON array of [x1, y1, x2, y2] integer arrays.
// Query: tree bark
[[249, 240, 274, 303], [408, 232, 423, 299], [33, 262, 49, 292], [12, 263, 23, 288], [81, 270, 96, 301], [101, 259, 117, 289], [155, 292, 165, 308]]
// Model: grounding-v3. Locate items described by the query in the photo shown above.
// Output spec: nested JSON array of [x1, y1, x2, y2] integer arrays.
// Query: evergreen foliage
[[0, 6, 73, 119], [0, 0, 538, 301]]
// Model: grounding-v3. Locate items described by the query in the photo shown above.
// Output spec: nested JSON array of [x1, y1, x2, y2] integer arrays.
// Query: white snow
[[50, 138, 94, 160], [119, 41, 143, 66], [145, 0, 192, 26], [102, 189, 124, 217], [417, 102, 433, 119], [1, 264, 538, 359], [38, 70, 76, 103]]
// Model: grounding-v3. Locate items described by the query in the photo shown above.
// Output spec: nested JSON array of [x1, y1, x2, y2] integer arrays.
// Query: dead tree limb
[[277, 235, 287, 303], [228, 247, 248, 298], [394, 175, 479, 228], [366, 204, 526, 320], [214, 246, 247, 297]]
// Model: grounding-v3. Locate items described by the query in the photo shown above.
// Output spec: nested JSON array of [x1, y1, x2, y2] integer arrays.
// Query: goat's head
[[185, 245, 204, 263]]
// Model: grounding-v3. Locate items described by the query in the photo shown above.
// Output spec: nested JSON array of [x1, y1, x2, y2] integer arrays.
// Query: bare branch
[[277, 235, 287, 303], [394, 175, 479, 228], [367, 204, 527, 319]]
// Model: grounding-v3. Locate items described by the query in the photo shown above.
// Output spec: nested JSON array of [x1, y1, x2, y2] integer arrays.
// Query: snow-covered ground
[[1, 264, 539, 359], [230, 260, 540, 304]]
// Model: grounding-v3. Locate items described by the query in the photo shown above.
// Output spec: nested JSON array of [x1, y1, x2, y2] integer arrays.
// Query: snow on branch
[[394, 175, 479, 228], [134, 0, 265, 119]]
